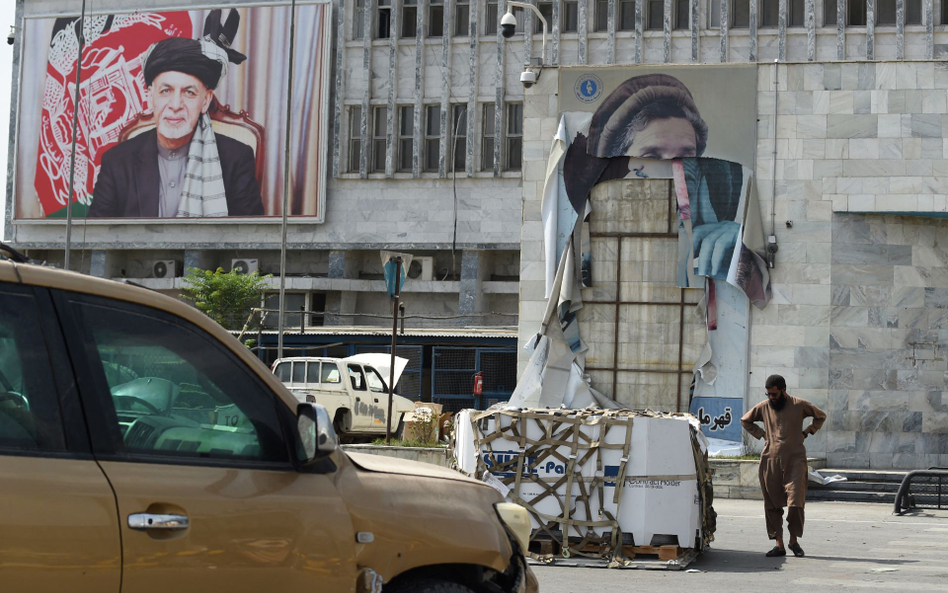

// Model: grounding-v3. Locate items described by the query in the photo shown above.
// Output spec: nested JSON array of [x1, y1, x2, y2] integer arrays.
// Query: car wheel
[[390, 579, 476, 593]]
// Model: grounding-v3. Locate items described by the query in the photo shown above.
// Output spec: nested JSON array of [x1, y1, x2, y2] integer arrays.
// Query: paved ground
[[532, 498, 948, 592]]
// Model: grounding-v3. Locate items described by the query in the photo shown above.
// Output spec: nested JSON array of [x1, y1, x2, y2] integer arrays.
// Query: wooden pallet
[[622, 544, 686, 561], [528, 547, 700, 570]]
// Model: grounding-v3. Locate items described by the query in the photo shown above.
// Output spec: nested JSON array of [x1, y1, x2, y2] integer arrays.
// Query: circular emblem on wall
[[574, 74, 602, 103]]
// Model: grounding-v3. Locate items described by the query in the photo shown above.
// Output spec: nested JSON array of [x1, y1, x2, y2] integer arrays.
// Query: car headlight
[[494, 502, 531, 553]]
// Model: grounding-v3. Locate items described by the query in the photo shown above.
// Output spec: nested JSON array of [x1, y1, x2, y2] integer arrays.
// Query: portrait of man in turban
[[89, 10, 263, 218]]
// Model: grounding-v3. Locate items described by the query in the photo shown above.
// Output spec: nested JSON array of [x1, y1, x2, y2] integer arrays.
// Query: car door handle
[[128, 513, 189, 531], [374, 398, 379, 403]]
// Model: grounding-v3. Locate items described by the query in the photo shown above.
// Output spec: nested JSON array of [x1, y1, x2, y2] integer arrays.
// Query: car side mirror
[[295, 402, 338, 465]]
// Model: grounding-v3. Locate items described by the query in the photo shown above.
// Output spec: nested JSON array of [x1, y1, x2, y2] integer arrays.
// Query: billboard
[[13, 2, 330, 222]]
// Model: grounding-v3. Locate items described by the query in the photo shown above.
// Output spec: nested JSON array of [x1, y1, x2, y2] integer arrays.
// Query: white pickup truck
[[271, 353, 416, 440]]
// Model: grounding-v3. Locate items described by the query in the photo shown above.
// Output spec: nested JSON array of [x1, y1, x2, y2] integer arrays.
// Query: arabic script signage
[[689, 396, 742, 443]]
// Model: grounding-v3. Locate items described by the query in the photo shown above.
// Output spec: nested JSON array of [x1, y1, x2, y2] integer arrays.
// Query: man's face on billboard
[[625, 116, 698, 160], [150, 71, 214, 148]]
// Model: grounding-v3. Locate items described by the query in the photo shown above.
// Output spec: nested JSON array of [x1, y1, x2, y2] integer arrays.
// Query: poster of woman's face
[[560, 65, 758, 170]]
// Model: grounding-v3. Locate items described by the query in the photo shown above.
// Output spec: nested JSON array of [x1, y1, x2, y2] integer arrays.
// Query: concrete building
[[5, 0, 948, 466]]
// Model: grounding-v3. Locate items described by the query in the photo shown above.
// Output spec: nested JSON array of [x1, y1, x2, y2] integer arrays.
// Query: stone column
[[89, 250, 109, 278], [458, 249, 487, 324]]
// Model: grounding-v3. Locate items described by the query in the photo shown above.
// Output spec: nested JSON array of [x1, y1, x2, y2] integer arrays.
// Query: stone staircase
[[807, 469, 907, 504]]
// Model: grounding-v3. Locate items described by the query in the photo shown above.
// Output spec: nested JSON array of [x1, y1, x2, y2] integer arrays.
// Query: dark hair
[[765, 374, 786, 390]]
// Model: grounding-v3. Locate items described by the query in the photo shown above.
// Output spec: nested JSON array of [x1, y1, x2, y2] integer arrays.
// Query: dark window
[[429, 0, 444, 36], [377, 0, 392, 39], [456, 0, 471, 35], [824, 0, 837, 25], [943, 0, 948, 24], [647, 0, 664, 29], [619, 0, 636, 30], [849, 0, 867, 25], [789, 0, 805, 26], [372, 106, 388, 173], [505, 103, 522, 171], [73, 299, 288, 463], [0, 288, 67, 453], [306, 362, 320, 383], [595, 0, 610, 30], [353, 0, 365, 39], [321, 363, 341, 384], [347, 364, 367, 391], [485, 1, 498, 34], [734, 0, 750, 27], [398, 105, 414, 173], [425, 105, 441, 172], [482, 103, 495, 171], [536, 2, 554, 33], [907, 0, 922, 23], [402, 0, 417, 37], [348, 106, 362, 173], [451, 104, 467, 172], [263, 293, 306, 328], [761, 0, 779, 27], [877, 0, 896, 23], [675, 0, 690, 28], [563, 1, 579, 31], [512, 6, 526, 33]]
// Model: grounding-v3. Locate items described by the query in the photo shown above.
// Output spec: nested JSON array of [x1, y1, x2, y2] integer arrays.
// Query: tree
[[181, 267, 271, 330]]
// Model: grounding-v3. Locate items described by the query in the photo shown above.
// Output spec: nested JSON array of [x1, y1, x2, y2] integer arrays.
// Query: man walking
[[741, 374, 826, 558]]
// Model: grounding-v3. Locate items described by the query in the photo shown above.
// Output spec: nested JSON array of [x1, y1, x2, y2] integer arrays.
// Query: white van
[[271, 353, 416, 439]]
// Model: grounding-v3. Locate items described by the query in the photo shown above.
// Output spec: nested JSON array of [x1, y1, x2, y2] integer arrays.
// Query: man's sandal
[[765, 546, 787, 557], [788, 542, 805, 557]]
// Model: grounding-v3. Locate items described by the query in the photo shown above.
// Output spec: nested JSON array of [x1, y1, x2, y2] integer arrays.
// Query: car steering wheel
[[0, 391, 29, 410], [113, 395, 161, 415]]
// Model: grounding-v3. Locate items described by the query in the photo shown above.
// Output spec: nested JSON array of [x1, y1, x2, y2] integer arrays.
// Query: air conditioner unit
[[231, 259, 259, 274], [150, 260, 176, 279], [407, 256, 434, 281]]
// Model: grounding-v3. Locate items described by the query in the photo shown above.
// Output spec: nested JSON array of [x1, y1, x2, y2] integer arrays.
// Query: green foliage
[[181, 267, 271, 330]]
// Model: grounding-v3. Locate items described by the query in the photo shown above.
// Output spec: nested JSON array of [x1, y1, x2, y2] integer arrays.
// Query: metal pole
[[64, 0, 86, 271], [385, 256, 402, 445], [278, 0, 297, 360]]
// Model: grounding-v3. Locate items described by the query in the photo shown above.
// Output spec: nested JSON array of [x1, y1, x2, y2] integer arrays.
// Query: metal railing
[[893, 468, 948, 515]]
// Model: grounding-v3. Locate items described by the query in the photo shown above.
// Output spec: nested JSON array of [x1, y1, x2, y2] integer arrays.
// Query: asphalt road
[[532, 498, 948, 592]]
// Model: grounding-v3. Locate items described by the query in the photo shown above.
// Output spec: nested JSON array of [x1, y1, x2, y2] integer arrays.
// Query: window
[[595, 0, 610, 30], [292, 361, 306, 383], [876, 0, 922, 23], [263, 293, 306, 328], [761, 0, 779, 27], [485, 1, 498, 34], [512, 6, 526, 34], [789, 0, 805, 27], [74, 298, 288, 463], [274, 362, 291, 382], [321, 362, 341, 384], [451, 104, 468, 172], [377, 0, 392, 39], [372, 106, 388, 173], [353, 0, 365, 39], [456, 0, 471, 35], [348, 106, 362, 172], [0, 288, 66, 453], [647, 0, 664, 29], [506, 103, 523, 171], [347, 364, 367, 391], [398, 105, 414, 173], [429, 0, 444, 36], [365, 368, 388, 393], [619, 0, 636, 30], [711, 0, 749, 28], [824, 0, 836, 25], [675, 0, 690, 28], [482, 103, 496, 171], [425, 105, 441, 172], [536, 2, 554, 33], [402, 0, 417, 37], [559, 1, 578, 32], [306, 362, 320, 383], [849, 0, 867, 24]]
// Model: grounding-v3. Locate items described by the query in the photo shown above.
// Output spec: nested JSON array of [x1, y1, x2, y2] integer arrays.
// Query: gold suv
[[0, 250, 536, 593]]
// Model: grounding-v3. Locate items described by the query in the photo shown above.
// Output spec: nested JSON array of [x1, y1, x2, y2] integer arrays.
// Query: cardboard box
[[403, 402, 444, 442]]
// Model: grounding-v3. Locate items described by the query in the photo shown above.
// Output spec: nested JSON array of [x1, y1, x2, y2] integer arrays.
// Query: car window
[[291, 361, 305, 383], [321, 362, 341, 384], [0, 288, 66, 452], [347, 364, 366, 391], [306, 362, 320, 383], [73, 300, 288, 463], [365, 367, 387, 393], [274, 362, 290, 382]]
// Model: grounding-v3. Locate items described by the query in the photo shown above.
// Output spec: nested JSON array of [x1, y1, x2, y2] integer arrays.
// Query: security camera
[[520, 70, 537, 89], [501, 10, 517, 38], [7, 26, 14, 46]]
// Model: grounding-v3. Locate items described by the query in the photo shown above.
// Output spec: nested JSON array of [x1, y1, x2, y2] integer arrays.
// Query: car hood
[[344, 353, 409, 390], [345, 451, 486, 486]]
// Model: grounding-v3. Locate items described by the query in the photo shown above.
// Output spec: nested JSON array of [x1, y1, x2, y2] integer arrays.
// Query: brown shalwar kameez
[[741, 396, 826, 540]]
